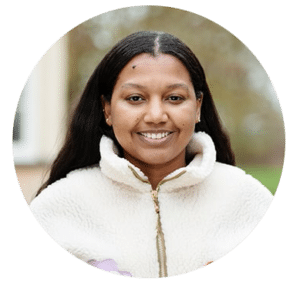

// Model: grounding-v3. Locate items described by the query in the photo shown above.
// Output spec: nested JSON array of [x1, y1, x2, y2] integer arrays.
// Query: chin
[[137, 151, 185, 168]]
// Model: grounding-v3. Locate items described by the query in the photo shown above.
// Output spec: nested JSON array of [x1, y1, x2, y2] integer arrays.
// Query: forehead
[[114, 53, 192, 87]]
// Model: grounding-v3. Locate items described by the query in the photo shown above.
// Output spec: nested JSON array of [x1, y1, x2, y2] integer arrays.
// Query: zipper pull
[[151, 189, 160, 214]]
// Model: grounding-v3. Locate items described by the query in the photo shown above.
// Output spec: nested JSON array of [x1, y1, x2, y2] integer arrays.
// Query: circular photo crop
[[13, 6, 285, 278]]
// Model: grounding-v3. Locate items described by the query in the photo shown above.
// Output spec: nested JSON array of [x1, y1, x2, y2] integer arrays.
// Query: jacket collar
[[99, 132, 216, 192]]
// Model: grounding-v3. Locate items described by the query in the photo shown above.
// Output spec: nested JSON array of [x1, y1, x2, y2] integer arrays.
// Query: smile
[[139, 132, 172, 140]]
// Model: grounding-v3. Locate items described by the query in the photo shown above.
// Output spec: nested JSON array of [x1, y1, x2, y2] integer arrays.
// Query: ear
[[195, 91, 203, 123], [101, 95, 112, 126]]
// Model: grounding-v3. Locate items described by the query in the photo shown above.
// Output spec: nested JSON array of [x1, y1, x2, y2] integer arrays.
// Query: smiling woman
[[104, 53, 202, 189], [30, 31, 273, 278]]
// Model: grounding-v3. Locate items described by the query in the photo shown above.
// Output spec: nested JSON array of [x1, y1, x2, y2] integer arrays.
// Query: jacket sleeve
[[29, 178, 94, 262], [29, 175, 96, 250], [29, 178, 74, 240], [240, 174, 274, 229]]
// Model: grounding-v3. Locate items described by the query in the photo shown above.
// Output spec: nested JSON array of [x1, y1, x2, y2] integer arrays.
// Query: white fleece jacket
[[30, 132, 273, 278]]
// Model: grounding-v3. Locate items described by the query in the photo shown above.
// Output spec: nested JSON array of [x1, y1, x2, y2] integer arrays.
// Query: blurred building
[[14, 37, 68, 203]]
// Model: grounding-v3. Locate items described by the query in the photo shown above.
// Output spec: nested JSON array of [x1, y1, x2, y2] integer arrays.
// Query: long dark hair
[[36, 31, 235, 196]]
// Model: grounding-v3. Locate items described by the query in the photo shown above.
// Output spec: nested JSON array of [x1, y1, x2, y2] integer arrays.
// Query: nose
[[143, 98, 168, 124]]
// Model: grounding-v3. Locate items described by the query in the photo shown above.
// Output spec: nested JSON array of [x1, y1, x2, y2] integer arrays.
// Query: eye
[[166, 95, 185, 103], [126, 95, 144, 103]]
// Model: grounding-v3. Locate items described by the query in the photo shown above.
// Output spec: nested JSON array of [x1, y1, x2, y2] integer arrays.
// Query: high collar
[[99, 132, 216, 192]]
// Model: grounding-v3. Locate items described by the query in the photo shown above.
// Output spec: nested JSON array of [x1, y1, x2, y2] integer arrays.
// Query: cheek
[[182, 122, 196, 136], [111, 104, 129, 125], [179, 111, 196, 129], [110, 106, 140, 144], [178, 116, 196, 141]]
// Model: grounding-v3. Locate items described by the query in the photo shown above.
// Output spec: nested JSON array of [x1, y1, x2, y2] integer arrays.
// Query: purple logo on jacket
[[87, 259, 132, 277]]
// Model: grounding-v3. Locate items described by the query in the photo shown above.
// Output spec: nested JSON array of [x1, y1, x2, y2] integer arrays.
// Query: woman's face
[[104, 53, 202, 171]]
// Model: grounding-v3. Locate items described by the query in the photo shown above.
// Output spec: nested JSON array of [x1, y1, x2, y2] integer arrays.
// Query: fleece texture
[[30, 132, 273, 278]]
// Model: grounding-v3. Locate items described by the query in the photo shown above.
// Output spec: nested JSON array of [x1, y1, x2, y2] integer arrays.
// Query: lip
[[136, 131, 175, 146], [138, 129, 174, 134]]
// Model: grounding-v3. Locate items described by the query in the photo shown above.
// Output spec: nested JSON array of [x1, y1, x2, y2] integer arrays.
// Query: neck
[[124, 153, 187, 190]]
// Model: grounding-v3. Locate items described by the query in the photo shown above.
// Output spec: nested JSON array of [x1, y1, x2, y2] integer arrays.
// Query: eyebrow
[[120, 83, 146, 90], [166, 83, 189, 92], [121, 83, 189, 92]]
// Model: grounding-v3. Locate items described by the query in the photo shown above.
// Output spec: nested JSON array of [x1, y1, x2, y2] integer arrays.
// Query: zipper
[[151, 188, 167, 277], [129, 165, 186, 278]]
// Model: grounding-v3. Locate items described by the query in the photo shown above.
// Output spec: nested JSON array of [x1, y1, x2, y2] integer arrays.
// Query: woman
[[30, 31, 273, 278]]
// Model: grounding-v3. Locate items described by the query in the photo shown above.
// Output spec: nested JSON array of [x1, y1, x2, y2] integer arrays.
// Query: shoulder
[[34, 166, 101, 197], [196, 162, 274, 233], [30, 166, 102, 215], [211, 162, 269, 189], [206, 162, 242, 185], [206, 162, 273, 207]]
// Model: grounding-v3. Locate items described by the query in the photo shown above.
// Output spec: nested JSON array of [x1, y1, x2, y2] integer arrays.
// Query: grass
[[241, 165, 283, 195]]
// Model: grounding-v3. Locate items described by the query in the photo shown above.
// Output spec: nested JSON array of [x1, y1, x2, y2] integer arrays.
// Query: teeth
[[140, 132, 171, 139]]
